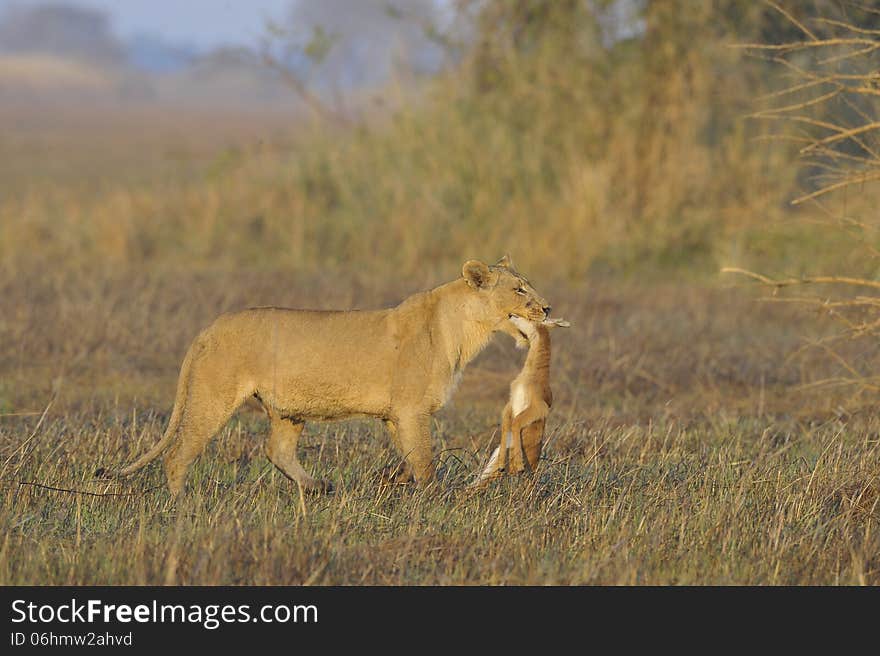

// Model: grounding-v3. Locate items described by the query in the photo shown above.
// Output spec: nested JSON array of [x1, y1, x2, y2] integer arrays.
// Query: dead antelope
[[476, 314, 569, 485]]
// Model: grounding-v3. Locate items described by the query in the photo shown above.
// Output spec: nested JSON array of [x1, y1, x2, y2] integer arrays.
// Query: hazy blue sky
[[0, 0, 294, 50]]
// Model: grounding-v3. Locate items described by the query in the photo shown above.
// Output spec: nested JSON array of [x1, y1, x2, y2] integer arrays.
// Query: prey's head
[[505, 313, 570, 348]]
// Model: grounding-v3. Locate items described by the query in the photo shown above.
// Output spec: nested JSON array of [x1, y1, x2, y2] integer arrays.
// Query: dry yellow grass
[[1, 267, 878, 584]]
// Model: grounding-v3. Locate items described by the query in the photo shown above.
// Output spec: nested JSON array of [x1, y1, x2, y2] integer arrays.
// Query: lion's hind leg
[[162, 365, 250, 498], [266, 417, 333, 494], [163, 413, 238, 498]]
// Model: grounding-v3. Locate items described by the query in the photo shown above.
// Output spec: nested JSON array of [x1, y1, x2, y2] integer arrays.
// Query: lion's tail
[[98, 343, 195, 479]]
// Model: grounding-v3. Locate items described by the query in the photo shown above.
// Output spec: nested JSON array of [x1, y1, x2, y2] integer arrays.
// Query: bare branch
[[749, 112, 857, 136], [764, 0, 819, 41], [736, 37, 877, 51], [756, 77, 836, 103], [721, 267, 880, 291], [816, 42, 880, 65], [791, 172, 880, 205], [751, 87, 843, 117], [812, 17, 880, 37], [261, 52, 353, 127]]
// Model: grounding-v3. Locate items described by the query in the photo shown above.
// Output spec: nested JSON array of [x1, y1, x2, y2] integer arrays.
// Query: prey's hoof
[[469, 470, 504, 490]]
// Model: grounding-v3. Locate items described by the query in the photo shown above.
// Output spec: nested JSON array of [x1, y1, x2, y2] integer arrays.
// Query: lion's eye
[[515, 288, 527, 295]]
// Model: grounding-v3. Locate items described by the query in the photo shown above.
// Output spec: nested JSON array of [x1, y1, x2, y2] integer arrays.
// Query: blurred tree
[[0, 4, 125, 65], [289, 0, 443, 87], [466, 0, 604, 93], [261, 0, 445, 122], [448, 0, 828, 253]]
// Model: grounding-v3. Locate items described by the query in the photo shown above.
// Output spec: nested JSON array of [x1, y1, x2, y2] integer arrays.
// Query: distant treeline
[[2, 1, 877, 280]]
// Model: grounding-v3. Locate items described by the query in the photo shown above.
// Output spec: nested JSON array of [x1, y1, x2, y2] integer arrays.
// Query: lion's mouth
[[509, 311, 546, 322], [509, 312, 570, 329]]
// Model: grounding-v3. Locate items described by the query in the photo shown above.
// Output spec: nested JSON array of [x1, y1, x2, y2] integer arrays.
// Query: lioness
[[110, 256, 553, 497]]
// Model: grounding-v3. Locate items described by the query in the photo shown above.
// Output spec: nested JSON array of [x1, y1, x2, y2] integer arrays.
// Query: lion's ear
[[495, 254, 513, 269], [462, 260, 491, 289]]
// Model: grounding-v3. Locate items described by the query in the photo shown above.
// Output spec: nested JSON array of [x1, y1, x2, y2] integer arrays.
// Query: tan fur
[[476, 315, 568, 485], [112, 257, 552, 497]]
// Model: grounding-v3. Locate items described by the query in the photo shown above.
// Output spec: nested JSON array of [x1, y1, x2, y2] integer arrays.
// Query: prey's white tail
[[476, 432, 513, 483]]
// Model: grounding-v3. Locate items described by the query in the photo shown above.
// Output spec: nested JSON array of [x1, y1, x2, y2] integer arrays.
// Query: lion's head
[[461, 255, 553, 345]]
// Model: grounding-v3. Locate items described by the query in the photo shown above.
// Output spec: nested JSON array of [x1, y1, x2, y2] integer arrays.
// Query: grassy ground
[[2, 269, 878, 585]]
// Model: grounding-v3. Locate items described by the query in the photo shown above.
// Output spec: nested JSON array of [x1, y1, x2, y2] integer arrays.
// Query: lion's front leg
[[379, 419, 414, 485], [395, 412, 435, 486]]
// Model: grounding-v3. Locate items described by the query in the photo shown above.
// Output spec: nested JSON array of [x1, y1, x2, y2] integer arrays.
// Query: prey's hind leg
[[507, 403, 548, 474], [472, 405, 513, 487], [520, 419, 546, 472], [266, 417, 333, 493], [497, 404, 513, 473]]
